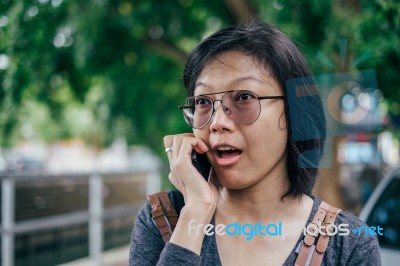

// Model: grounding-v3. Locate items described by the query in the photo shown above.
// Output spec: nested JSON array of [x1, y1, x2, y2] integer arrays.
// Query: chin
[[217, 174, 249, 190]]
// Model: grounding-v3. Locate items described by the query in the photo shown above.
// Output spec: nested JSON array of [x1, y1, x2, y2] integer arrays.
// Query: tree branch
[[145, 39, 188, 66], [224, 0, 259, 23]]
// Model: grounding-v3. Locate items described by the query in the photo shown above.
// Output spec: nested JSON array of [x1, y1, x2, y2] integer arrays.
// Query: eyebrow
[[195, 75, 264, 90]]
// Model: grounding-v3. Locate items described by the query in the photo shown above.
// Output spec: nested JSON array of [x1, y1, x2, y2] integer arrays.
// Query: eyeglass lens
[[182, 91, 261, 129]]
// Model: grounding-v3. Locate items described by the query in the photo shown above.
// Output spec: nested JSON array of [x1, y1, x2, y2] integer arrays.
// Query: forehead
[[195, 51, 280, 95], [200, 51, 267, 77]]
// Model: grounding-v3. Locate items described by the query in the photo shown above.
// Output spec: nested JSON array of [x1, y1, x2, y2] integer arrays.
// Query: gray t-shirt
[[129, 190, 381, 265]]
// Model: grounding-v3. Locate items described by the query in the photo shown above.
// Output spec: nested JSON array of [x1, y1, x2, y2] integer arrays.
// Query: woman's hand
[[163, 133, 219, 212], [163, 133, 220, 254]]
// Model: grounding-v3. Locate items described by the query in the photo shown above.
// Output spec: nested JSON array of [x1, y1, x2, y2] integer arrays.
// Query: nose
[[209, 100, 235, 132]]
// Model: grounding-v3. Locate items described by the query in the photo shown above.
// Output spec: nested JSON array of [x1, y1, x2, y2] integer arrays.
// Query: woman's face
[[193, 51, 288, 189]]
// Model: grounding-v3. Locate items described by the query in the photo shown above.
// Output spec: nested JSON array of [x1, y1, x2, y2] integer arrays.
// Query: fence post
[[2, 177, 15, 266], [89, 174, 103, 265], [147, 169, 161, 195]]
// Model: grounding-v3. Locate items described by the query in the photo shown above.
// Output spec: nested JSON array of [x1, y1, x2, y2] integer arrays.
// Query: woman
[[130, 22, 381, 265]]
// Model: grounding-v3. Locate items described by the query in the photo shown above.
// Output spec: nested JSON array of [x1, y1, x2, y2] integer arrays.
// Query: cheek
[[254, 123, 287, 147], [251, 110, 288, 152]]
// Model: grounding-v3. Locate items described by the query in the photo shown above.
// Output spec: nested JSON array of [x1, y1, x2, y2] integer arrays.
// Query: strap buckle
[[151, 205, 165, 219]]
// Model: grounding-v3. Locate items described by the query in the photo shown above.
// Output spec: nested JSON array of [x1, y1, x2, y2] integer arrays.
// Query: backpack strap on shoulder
[[148, 191, 179, 243], [295, 201, 340, 266], [158, 192, 179, 232], [310, 204, 340, 265]]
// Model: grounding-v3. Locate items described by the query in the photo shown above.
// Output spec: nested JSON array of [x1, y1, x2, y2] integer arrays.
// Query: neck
[[216, 166, 307, 224]]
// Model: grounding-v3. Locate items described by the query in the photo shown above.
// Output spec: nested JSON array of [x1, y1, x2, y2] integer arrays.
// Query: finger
[[177, 137, 209, 156], [164, 134, 207, 171], [171, 135, 183, 164], [163, 135, 173, 148], [163, 135, 174, 167], [178, 137, 209, 161], [192, 138, 209, 154]]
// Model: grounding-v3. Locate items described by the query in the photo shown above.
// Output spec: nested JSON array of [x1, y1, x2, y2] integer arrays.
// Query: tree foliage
[[0, 0, 399, 155]]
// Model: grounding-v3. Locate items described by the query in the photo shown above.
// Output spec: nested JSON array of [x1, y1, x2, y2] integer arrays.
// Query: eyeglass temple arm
[[178, 106, 193, 110], [258, 96, 285, 100]]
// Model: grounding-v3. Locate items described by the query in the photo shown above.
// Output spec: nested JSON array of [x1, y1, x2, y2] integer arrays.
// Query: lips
[[213, 145, 242, 166]]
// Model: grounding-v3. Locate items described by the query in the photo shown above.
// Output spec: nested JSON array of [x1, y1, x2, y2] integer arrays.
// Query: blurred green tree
[[0, 0, 399, 156]]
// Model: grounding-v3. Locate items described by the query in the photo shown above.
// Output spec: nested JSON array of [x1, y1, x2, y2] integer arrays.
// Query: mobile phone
[[191, 150, 212, 181]]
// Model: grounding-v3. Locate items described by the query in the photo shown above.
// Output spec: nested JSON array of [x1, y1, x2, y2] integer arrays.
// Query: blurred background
[[0, 0, 399, 265]]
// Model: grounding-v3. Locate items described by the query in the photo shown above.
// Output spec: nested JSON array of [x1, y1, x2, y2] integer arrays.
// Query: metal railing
[[0, 169, 161, 266]]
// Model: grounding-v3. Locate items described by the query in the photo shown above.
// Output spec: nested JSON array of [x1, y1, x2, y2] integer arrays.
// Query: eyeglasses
[[178, 90, 285, 129]]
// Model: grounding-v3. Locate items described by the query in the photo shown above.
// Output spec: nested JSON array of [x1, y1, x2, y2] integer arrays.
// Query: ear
[[279, 110, 288, 130]]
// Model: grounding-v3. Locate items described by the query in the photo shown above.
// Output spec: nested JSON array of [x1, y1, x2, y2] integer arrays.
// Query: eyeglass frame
[[178, 90, 285, 129]]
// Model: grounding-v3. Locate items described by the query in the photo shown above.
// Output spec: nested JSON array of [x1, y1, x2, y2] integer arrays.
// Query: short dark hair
[[183, 22, 326, 198]]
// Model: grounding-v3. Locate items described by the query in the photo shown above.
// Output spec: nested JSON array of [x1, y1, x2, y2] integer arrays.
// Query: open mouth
[[216, 147, 242, 162]]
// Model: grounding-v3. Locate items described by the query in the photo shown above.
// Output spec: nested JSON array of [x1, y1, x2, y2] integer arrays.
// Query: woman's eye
[[195, 97, 211, 106], [236, 92, 256, 101]]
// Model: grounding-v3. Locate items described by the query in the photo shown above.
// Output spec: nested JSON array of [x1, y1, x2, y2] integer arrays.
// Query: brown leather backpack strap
[[310, 204, 340, 266], [295, 200, 330, 266], [158, 192, 179, 232], [148, 192, 173, 243]]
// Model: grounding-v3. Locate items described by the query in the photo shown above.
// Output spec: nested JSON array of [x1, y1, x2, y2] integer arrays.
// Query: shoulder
[[129, 190, 186, 265], [335, 208, 371, 233], [310, 196, 375, 233], [312, 197, 381, 265]]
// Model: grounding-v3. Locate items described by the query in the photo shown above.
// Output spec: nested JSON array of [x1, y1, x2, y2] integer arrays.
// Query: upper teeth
[[217, 147, 235, 151]]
